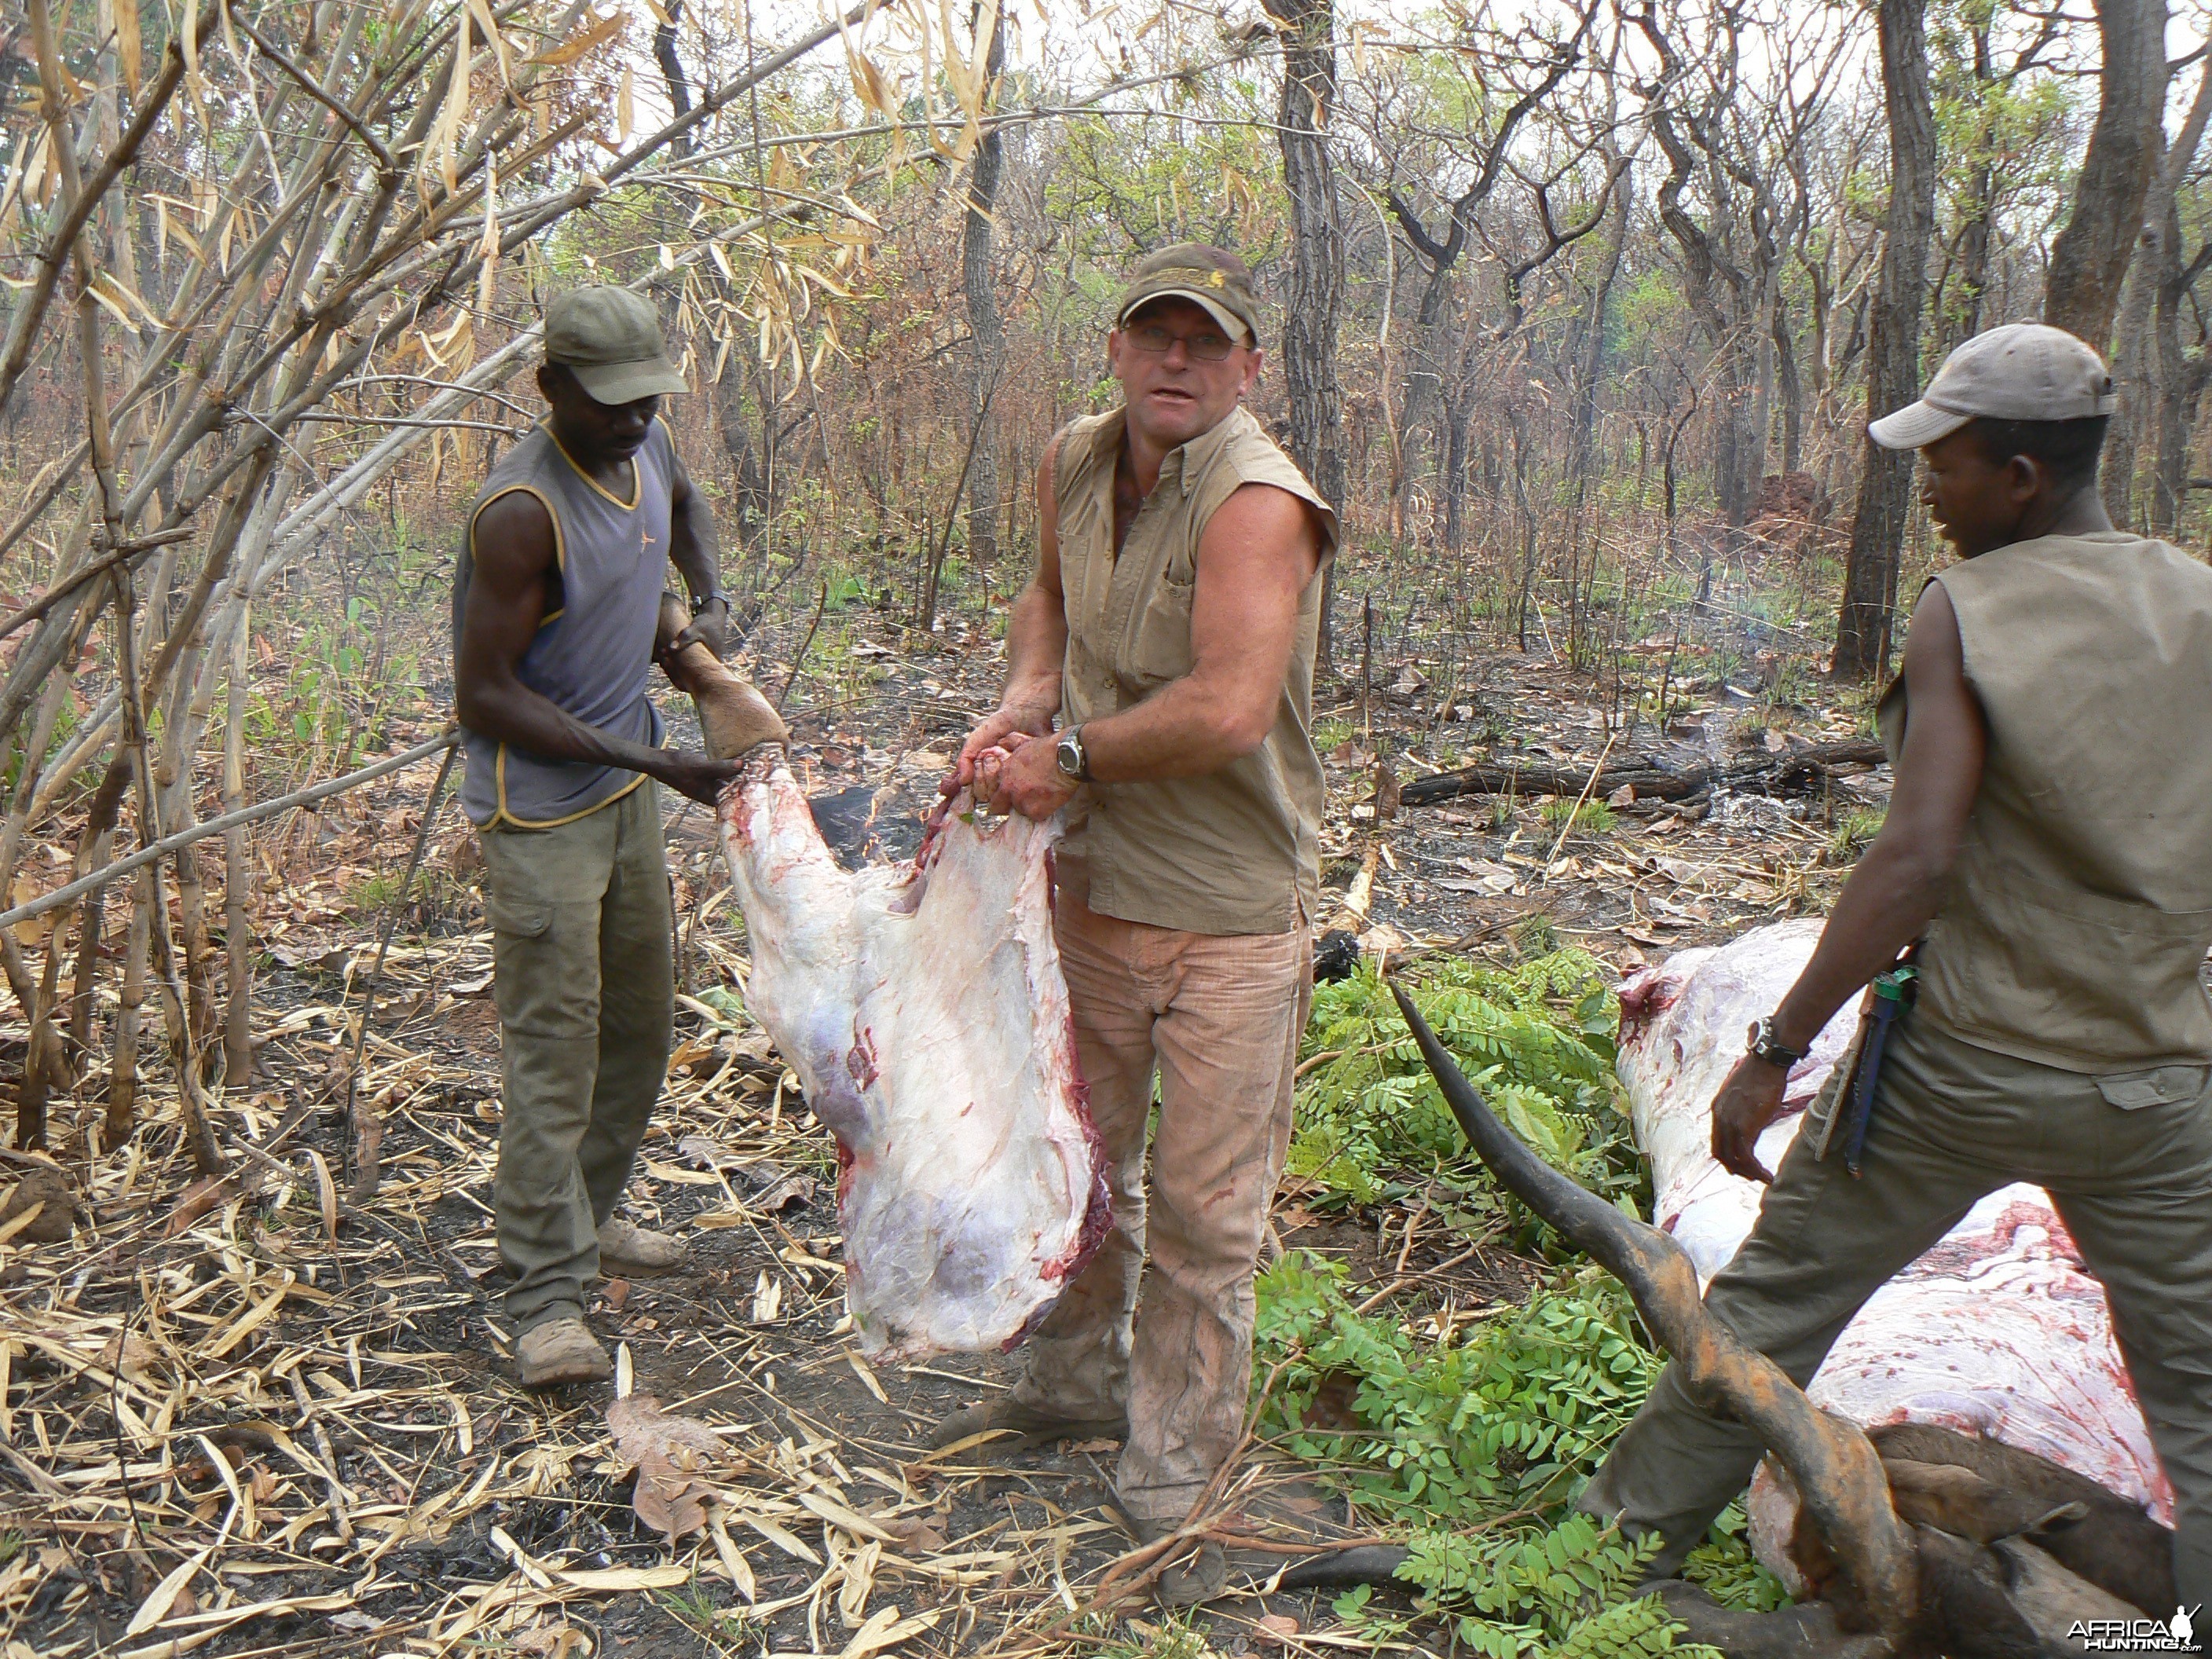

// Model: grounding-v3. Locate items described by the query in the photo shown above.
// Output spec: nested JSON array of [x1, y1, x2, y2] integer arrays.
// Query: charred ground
[[0, 562, 1882, 1658]]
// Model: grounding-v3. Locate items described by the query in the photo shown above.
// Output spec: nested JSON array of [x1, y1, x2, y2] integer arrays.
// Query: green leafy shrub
[[1269, 955, 1777, 1657], [1256, 1252, 1660, 1522], [1679, 1503, 1791, 1611], [1288, 951, 1646, 1245], [1549, 1592, 1725, 1659], [1265, 953, 1769, 1657], [1255, 1258, 1759, 1657], [1391, 1524, 1672, 1657]]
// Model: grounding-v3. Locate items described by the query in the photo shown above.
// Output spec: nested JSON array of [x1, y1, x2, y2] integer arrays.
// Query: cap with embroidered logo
[[1869, 322, 2115, 450], [1115, 244, 1262, 346], [544, 286, 689, 405]]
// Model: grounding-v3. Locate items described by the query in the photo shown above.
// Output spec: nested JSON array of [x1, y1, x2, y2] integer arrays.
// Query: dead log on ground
[[1399, 739, 1886, 808]]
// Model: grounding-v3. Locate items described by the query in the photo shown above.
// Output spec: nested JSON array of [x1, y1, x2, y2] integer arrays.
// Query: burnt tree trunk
[[2044, 0, 2167, 353], [1945, 16, 2001, 351], [1833, 0, 1935, 682], [2152, 214, 2212, 536], [1774, 292, 1804, 477], [2112, 59, 2212, 525], [1262, 0, 1347, 665], [653, 0, 693, 160], [1952, 159, 1994, 346], [712, 355, 771, 548], [1568, 163, 1631, 500], [961, 1, 1006, 568]]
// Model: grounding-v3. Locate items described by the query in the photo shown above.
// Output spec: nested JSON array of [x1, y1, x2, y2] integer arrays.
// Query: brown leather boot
[[515, 1317, 613, 1389], [654, 591, 788, 760], [598, 1216, 685, 1277], [1154, 1541, 1229, 1608], [1124, 1514, 1229, 1608]]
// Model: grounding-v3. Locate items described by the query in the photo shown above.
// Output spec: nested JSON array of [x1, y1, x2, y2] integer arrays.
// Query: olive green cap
[[1115, 244, 1262, 346], [544, 286, 688, 405]]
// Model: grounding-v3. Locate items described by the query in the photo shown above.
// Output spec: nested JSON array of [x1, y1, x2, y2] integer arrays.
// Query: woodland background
[[0, 0, 2203, 1139]]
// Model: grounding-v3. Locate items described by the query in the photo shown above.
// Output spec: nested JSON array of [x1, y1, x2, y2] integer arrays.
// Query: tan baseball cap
[[1869, 322, 2115, 450], [1115, 244, 1262, 346], [544, 287, 688, 405]]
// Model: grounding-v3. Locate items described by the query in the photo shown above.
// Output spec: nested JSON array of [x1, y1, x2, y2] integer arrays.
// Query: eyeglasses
[[1123, 322, 1241, 362]]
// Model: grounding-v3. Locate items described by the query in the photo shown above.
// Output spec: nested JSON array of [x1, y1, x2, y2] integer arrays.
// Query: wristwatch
[[1054, 727, 1090, 783], [690, 588, 729, 616], [1745, 1017, 1806, 1069]]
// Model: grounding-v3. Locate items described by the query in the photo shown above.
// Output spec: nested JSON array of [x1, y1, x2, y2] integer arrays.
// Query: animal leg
[[654, 591, 788, 760]]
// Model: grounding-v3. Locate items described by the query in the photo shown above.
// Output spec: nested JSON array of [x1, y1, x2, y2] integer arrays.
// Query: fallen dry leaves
[[608, 1392, 741, 1544]]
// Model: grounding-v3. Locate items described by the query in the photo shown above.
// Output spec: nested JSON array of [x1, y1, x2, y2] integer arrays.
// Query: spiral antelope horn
[[1390, 984, 1921, 1644]]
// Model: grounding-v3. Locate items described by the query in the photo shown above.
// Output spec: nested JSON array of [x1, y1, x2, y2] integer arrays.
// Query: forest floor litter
[[0, 598, 1885, 1659]]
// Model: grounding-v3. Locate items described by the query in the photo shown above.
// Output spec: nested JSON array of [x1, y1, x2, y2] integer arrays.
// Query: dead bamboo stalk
[[221, 609, 253, 1091], [0, 731, 461, 936], [104, 866, 150, 1152], [344, 740, 459, 1202]]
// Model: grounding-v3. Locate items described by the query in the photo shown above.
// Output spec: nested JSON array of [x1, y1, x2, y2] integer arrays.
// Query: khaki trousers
[[1011, 891, 1311, 1526], [1578, 1011, 2212, 1606], [478, 784, 675, 1335]]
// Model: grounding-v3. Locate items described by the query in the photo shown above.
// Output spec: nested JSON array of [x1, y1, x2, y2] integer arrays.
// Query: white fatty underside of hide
[[718, 759, 1107, 1361], [1616, 920, 2172, 1588]]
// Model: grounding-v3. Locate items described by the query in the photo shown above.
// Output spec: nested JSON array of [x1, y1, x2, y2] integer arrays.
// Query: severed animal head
[[1389, 984, 2176, 1659]]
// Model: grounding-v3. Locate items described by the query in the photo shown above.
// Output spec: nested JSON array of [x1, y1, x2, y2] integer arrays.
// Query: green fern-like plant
[[1679, 1503, 1792, 1611], [1257, 1253, 1662, 1520], [1290, 951, 1646, 1248], [1549, 1594, 1725, 1659]]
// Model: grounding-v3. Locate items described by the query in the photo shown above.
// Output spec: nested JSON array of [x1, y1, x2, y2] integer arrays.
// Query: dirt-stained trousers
[[478, 782, 675, 1335], [1577, 1010, 2212, 1607], [1009, 890, 1313, 1527]]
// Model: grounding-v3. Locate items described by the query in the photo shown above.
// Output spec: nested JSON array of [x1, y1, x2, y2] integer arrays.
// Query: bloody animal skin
[[716, 750, 1110, 1361], [1617, 920, 2174, 1588]]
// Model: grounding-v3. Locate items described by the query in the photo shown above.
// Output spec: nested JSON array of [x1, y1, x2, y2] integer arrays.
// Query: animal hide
[[1617, 920, 2173, 1584], [719, 754, 1109, 1360]]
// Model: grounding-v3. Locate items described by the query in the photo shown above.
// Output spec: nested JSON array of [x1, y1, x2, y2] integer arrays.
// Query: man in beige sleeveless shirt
[[1578, 324, 2212, 1610], [935, 245, 1339, 1606]]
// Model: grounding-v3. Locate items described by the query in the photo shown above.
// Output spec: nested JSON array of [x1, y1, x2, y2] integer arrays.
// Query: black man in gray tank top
[[452, 287, 737, 1390]]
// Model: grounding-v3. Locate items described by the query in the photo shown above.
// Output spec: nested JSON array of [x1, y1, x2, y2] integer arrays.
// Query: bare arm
[[1709, 581, 1987, 1181], [665, 443, 730, 657], [455, 490, 736, 806], [955, 437, 1071, 783], [1079, 482, 1322, 782]]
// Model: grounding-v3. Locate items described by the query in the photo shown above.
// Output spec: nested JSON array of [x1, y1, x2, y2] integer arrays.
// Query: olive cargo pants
[[479, 784, 675, 1335], [1577, 1011, 2212, 1606], [1009, 891, 1313, 1527]]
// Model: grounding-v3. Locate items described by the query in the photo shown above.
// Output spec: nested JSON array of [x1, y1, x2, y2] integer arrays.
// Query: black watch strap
[[1746, 1017, 1806, 1069], [691, 589, 729, 615]]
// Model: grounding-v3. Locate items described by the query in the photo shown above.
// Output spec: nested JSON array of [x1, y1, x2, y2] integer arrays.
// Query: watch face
[[1057, 735, 1082, 778]]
